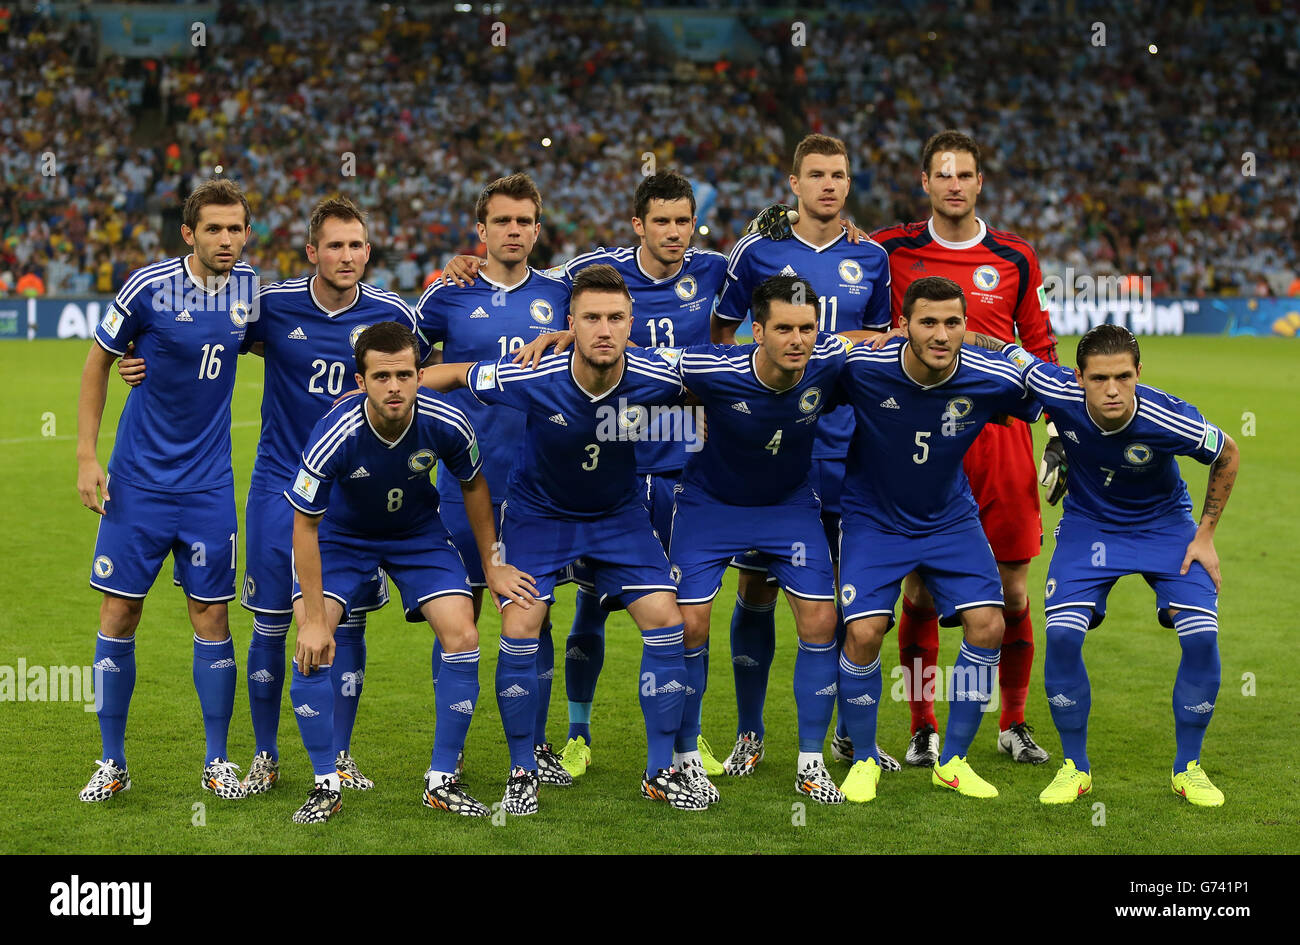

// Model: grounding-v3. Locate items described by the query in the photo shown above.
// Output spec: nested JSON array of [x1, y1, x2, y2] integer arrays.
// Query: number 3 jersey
[[286, 390, 482, 539], [242, 276, 429, 495], [1000, 344, 1226, 528], [836, 337, 1042, 535], [94, 255, 259, 491]]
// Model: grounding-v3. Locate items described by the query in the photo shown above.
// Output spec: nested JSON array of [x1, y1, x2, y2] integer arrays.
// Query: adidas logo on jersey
[[815, 683, 838, 697], [294, 703, 320, 718], [1183, 701, 1215, 714], [1064, 430, 1079, 443], [565, 646, 589, 661], [249, 669, 275, 684], [731, 401, 751, 414], [548, 413, 567, 426], [779, 264, 798, 277], [910, 259, 927, 272], [880, 397, 901, 409], [470, 306, 490, 319], [846, 692, 876, 706], [210, 658, 236, 670], [732, 655, 760, 667], [350, 466, 370, 479], [450, 700, 475, 715], [685, 684, 697, 696], [175, 309, 193, 322], [498, 684, 528, 698], [288, 326, 308, 340], [93, 657, 120, 673], [1047, 693, 1077, 708], [656, 679, 685, 694]]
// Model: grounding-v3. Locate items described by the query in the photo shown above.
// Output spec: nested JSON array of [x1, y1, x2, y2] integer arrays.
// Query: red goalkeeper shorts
[[963, 419, 1043, 562]]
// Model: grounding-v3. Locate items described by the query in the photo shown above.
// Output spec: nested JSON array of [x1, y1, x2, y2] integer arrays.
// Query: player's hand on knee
[[440, 254, 483, 287], [117, 344, 146, 387], [512, 330, 574, 369], [1039, 422, 1068, 505], [743, 204, 798, 241], [488, 564, 539, 610], [77, 459, 107, 514], [1180, 531, 1221, 593], [296, 621, 335, 675]]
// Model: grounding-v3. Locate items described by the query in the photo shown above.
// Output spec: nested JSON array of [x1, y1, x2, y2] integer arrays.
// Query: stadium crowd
[[1, 1, 1297, 297]]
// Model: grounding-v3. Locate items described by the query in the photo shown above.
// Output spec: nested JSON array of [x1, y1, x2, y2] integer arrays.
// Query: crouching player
[[989, 325, 1239, 806], [286, 322, 536, 823], [833, 276, 1042, 802]]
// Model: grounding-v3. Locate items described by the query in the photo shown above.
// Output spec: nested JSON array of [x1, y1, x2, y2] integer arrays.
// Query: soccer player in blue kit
[[440, 171, 729, 778], [422, 264, 706, 813], [832, 276, 1042, 802], [711, 134, 893, 776], [117, 195, 427, 796], [417, 173, 573, 785], [988, 324, 1239, 807], [76, 180, 260, 802], [286, 322, 533, 823]]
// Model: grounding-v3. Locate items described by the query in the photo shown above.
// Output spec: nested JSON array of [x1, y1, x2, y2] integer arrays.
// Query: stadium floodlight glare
[[1148, 44, 1158, 53], [541, 137, 552, 147], [699, 225, 710, 236]]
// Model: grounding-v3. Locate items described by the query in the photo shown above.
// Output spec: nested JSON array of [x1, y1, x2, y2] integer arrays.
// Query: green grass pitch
[[2, 335, 1297, 853]]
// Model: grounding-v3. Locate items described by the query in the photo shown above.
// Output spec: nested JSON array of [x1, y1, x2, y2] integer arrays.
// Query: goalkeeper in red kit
[[868, 130, 1062, 766]]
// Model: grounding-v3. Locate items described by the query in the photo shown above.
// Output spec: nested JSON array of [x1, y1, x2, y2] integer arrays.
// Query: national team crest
[[670, 565, 682, 584], [93, 555, 114, 578], [349, 325, 369, 348], [945, 396, 974, 419], [674, 275, 697, 301], [1124, 443, 1153, 465], [408, 449, 436, 473], [1045, 578, 1057, 600], [799, 387, 823, 414], [838, 259, 863, 284], [972, 265, 1000, 291], [840, 584, 856, 605], [619, 405, 647, 430], [530, 299, 554, 325], [230, 300, 250, 328], [244, 575, 257, 599]]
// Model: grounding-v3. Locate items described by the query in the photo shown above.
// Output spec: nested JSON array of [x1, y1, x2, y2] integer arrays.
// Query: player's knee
[[681, 607, 711, 647], [188, 600, 230, 640], [844, 618, 886, 663], [962, 608, 1004, 649], [99, 594, 143, 636], [796, 604, 837, 645], [439, 623, 479, 654], [737, 570, 779, 607]]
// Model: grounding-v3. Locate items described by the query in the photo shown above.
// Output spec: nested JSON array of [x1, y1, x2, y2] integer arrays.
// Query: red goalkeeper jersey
[[869, 217, 1058, 363]]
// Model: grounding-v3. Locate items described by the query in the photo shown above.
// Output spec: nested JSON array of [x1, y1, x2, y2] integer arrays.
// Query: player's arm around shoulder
[[1182, 431, 1240, 592], [420, 360, 476, 393]]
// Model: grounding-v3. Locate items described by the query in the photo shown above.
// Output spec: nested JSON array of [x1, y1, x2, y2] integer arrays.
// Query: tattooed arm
[[1180, 433, 1240, 592], [963, 329, 1011, 351]]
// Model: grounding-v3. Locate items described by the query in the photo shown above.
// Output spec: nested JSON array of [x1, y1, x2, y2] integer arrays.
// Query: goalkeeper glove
[[1039, 420, 1068, 505], [743, 204, 799, 241]]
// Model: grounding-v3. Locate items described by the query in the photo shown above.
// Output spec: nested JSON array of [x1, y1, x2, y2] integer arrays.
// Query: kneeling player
[[991, 325, 1238, 806], [833, 277, 1041, 802], [287, 322, 534, 823]]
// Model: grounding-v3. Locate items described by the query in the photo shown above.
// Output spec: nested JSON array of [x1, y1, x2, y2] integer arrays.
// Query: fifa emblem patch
[[293, 469, 321, 502], [101, 306, 125, 339], [408, 449, 436, 473], [349, 325, 369, 349], [656, 347, 683, 367], [1007, 346, 1033, 370], [840, 584, 856, 605], [838, 259, 863, 284], [530, 299, 554, 325], [93, 555, 114, 578], [1204, 426, 1220, 453], [1124, 443, 1153, 465], [674, 275, 697, 300], [972, 265, 1000, 291], [799, 387, 823, 414], [474, 363, 497, 391], [469, 439, 480, 465], [230, 300, 250, 328]]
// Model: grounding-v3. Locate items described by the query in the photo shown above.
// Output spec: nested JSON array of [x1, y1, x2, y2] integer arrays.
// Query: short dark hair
[[921, 130, 982, 177], [902, 276, 966, 320], [475, 172, 543, 224], [183, 179, 251, 231], [309, 194, 368, 245], [792, 133, 850, 177], [354, 321, 421, 374], [751, 274, 818, 326], [570, 263, 632, 308], [1077, 324, 1141, 370], [634, 170, 696, 221]]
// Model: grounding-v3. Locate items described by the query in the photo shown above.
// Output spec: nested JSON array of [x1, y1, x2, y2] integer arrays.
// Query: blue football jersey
[[244, 276, 429, 494], [1001, 344, 1226, 528], [94, 255, 259, 491], [716, 230, 891, 460], [285, 390, 481, 538], [675, 333, 848, 506], [417, 268, 570, 504], [838, 338, 1042, 535], [466, 348, 686, 519], [559, 245, 727, 474]]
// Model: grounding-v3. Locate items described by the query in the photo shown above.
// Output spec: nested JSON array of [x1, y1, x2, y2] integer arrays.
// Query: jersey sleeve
[[466, 356, 532, 410], [715, 239, 755, 323], [284, 410, 345, 516], [1157, 397, 1226, 465], [240, 285, 270, 352], [431, 402, 484, 483], [392, 297, 432, 363], [415, 285, 448, 345], [1012, 246, 1059, 364], [94, 284, 146, 356], [1001, 343, 1074, 405], [862, 247, 892, 331]]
